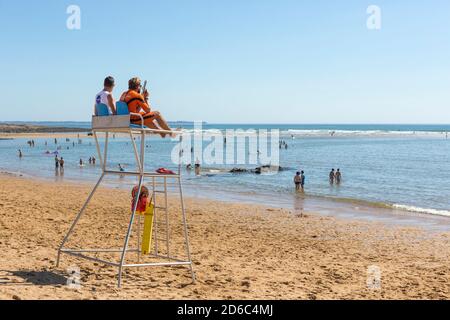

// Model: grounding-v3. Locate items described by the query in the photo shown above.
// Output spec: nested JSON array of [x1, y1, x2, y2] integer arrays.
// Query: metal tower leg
[[56, 173, 106, 267], [118, 175, 144, 288], [178, 176, 196, 283]]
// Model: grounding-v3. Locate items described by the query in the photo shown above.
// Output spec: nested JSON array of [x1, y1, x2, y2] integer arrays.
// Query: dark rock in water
[[254, 165, 283, 174], [230, 165, 284, 174], [229, 167, 249, 173]]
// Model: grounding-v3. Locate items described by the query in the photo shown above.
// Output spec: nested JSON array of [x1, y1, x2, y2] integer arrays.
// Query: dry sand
[[0, 174, 449, 300]]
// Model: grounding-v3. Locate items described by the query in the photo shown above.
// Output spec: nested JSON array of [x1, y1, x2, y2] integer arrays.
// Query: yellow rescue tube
[[140, 202, 154, 255]]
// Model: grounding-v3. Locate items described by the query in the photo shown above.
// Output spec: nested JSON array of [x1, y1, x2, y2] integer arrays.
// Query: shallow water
[[1, 123, 450, 222]]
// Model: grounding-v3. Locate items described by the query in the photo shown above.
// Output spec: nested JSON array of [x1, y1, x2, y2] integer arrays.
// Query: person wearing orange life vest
[[120, 77, 173, 138]]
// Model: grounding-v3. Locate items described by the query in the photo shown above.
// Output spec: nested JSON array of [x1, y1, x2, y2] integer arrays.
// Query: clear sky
[[0, 0, 449, 123]]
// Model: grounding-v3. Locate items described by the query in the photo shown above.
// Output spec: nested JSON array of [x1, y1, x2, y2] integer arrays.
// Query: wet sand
[[0, 174, 449, 300]]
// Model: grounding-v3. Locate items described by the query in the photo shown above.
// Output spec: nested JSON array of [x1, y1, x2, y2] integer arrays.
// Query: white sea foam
[[178, 127, 448, 138], [284, 129, 447, 138], [393, 204, 450, 217]]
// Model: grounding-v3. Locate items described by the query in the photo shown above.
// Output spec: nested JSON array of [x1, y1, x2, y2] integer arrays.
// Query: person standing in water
[[294, 172, 302, 191], [335, 168, 342, 184], [300, 171, 305, 191], [18, 149, 23, 158], [329, 169, 335, 184], [55, 156, 59, 169], [79, 159, 83, 166], [59, 157, 65, 171], [195, 158, 201, 176]]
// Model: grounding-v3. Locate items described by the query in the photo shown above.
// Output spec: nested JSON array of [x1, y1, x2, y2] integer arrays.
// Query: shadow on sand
[[0, 270, 67, 286]]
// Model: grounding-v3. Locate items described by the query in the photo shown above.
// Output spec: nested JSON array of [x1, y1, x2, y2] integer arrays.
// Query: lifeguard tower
[[56, 102, 195, 287]]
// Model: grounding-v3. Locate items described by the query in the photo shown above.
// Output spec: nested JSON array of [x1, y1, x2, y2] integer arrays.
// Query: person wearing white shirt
[[94, 76, 116, 115]]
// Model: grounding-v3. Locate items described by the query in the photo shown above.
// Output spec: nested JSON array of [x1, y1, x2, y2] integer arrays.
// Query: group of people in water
[[55, 155, 65, 172], [329, 168, 342, 185], [79, 157, 96, 167], [186, 159, 201, 175], [293, 168, 343, 191], [279, 140, 289, 149]]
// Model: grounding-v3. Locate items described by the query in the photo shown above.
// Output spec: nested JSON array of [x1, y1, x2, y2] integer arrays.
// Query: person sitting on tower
[[120, 77, 174, 138]]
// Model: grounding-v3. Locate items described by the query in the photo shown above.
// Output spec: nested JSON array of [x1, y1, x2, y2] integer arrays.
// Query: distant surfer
[[18, 149, 23, 158]]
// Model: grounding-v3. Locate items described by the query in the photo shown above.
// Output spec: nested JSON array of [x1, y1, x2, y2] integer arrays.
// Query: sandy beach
[[0, 173, 449, 300], [0, 132, 93, 140]]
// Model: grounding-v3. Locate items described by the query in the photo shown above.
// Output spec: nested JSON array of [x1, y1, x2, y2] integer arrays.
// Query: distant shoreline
[[0, 123, 89, 134]]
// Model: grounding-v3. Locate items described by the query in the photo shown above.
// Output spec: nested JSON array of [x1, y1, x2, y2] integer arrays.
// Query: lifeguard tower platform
[[56, 102, 195, 287]]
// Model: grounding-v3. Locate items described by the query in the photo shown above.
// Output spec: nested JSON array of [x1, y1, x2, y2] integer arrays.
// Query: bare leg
[[143, 118, 166, 138], [152, 112, 174, 136]]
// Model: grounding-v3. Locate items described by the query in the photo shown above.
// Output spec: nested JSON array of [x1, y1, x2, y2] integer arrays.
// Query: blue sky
[[0, 0, 449, 123]]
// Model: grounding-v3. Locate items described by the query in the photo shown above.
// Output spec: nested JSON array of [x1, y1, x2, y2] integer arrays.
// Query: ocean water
[[1, 123, 450, 218]]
